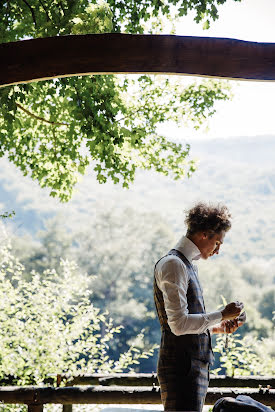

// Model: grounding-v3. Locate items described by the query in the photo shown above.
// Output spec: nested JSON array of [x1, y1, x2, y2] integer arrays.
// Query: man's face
[[199, 230, 226, 260]]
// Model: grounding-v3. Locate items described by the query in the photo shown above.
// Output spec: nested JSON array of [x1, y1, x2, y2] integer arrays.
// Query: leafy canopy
[[0, 0, 236, 201], [0, 0, 242, 38]]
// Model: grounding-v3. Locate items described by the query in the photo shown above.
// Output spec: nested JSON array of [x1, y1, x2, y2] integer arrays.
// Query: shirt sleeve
[[155, 256, 222, 336]]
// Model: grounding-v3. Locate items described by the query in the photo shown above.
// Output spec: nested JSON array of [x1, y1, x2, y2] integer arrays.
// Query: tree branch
[[38, 0, 51, 22], [21, 0, 37, 27], [16, 103, 68, 126], [58, 1, 66, 16], [52, 126, 58, 160], [116, 107, 142, 124]]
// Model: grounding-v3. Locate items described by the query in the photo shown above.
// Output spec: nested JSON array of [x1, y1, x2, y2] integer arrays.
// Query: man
[[154, 202, 245, 412]]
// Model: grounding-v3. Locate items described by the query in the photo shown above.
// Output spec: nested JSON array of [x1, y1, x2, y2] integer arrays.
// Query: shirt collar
[[174, 235, 201, 263]]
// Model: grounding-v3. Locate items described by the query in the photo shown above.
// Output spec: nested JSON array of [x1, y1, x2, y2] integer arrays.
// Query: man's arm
[[156, 256, 222, 336]]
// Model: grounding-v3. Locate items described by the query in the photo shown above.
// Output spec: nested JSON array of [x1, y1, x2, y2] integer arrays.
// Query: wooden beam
[[1, 34, 275, 88], [0, 386, 274, 407]]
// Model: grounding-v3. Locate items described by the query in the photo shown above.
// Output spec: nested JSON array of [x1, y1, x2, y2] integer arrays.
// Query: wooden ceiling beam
[[1, 33, 275, 87]]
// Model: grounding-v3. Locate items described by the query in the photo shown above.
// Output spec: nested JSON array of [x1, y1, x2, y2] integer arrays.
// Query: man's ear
[[202, 232, 208, 239]]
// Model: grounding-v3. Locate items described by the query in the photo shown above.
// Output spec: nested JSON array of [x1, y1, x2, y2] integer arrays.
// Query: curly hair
[[185, 202, 232, 236]]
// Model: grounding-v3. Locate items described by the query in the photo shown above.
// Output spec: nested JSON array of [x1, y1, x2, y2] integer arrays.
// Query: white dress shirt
[[155, 235, 222, 336]]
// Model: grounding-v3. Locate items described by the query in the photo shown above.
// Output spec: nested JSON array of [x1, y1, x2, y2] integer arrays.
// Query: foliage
[[10, 207, 174, 371], [0, 0, 242, 38], [109, 0, 242, 33], [212, 297, 274, 376], [20, 216, 74, 277], [258, 286, 275, 321], [213, 332, 275, 377], [0, 404, 27, 412], [0, 0, 233, 201], [0, 210, 15, 219], [8, 196, 275, 372], [200, 258, 274, 337], [0, 239, 157, 386], [73, 208, 175, 368]]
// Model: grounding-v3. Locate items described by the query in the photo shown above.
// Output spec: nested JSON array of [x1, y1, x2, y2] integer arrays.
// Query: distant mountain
[[1, 134, 275, 262], [190, 134, 275, 166]]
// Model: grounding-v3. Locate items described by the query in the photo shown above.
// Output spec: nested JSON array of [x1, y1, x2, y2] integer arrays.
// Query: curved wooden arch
[[1, 33, 275, 87]]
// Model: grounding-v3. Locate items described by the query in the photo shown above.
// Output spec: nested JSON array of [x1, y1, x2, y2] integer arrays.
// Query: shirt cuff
[[206, 310, 222, 327]]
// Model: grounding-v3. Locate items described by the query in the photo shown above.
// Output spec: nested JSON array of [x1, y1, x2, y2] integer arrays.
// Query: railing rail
[[0, 374, 274, 412], [57, 373, 275, 388]]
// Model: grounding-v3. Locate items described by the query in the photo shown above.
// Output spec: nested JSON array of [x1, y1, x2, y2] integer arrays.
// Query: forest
[[1, 134, 274, 384]]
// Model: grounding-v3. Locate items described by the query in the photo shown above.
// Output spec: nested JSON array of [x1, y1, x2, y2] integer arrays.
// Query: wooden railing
[[58, 372, 275, 388], [0, 374, 274, 411]]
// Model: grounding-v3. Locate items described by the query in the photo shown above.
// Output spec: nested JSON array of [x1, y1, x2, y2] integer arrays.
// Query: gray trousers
[[157, 351, 210, 412]]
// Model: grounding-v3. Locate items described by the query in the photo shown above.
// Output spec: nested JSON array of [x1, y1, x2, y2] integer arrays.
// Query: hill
[[1, 134, 275, 262]]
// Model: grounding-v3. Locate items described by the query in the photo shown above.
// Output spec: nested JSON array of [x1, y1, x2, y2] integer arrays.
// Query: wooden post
[[63, 406, 73, 412], [28, 405, 44, 412]]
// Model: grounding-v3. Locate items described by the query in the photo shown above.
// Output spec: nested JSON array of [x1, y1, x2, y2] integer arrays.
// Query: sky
[[163, 0, 275, 140]]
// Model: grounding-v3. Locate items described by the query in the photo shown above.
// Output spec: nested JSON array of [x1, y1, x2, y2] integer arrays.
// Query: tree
[[258, 286, 275, 321], [0, 236, 157, 412], [23, 215, 73, 276], [72, 207, 175, 371], [16, 208, 174, 371], [6, 206, 275, 373], [7, 207, 174, 371], [0, 0, 234, 201]]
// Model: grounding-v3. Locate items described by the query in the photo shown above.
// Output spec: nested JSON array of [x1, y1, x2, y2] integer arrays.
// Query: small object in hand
[[237, 311, 247, 323], [224, 312, 246, 349], [225, 335, 228, 349]]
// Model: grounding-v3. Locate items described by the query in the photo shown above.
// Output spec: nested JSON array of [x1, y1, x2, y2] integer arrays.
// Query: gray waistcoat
[[154, 248, 214, 364]]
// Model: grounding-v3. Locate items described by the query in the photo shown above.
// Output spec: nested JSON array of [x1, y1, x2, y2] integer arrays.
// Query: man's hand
[[212, 311, 246, 334], [221, 319, 243, 333], [221, 301, 244, 320]]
